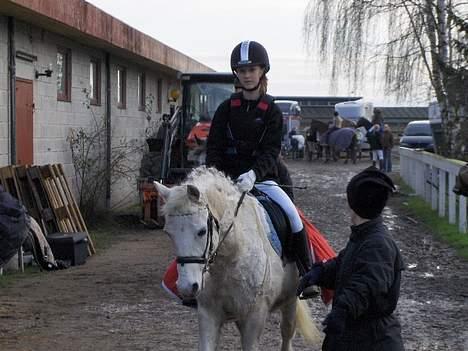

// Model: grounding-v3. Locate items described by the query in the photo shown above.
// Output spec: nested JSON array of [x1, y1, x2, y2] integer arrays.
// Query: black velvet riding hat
[[346, 166, 395, 219]]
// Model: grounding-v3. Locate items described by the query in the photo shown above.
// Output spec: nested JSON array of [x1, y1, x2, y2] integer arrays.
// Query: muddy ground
[[0, 158, 467, 350]]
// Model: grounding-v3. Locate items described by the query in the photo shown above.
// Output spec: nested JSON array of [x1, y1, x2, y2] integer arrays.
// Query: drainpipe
[[105, 52, 111, 209], [8, 17, 16, 165]]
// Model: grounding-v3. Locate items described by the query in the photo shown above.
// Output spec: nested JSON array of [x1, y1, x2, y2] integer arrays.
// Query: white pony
[[154, 166, 321, 351]]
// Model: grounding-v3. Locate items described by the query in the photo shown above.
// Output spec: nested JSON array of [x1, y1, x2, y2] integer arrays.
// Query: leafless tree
[[304, 0, 467, 160]]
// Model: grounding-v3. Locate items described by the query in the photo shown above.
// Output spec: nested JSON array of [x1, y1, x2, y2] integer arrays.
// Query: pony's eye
[[197, 229, 207, 237]]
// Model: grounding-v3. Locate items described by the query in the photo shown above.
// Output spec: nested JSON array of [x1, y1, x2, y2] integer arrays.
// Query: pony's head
[[154, 167, 239, 299], [154, 182, 213, 298]]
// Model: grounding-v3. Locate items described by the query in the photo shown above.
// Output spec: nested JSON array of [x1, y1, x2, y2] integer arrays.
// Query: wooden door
[[15, 78, 34, 165]]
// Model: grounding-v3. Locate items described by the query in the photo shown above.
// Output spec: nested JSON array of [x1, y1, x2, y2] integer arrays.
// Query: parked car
[[399, 120, 434, 152]]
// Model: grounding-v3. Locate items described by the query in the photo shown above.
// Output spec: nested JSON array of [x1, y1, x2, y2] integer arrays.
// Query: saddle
[[251, 189, 292, 259]]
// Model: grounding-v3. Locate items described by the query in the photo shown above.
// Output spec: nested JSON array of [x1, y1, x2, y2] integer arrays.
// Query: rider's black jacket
[[319, 217, 405, 351], [206, 94, 283, 181]]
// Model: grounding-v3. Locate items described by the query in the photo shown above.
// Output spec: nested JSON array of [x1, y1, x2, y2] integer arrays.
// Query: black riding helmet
[[230, 41, 270, 73]]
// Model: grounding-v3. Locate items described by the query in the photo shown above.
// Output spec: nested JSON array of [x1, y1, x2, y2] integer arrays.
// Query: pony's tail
[[295, 299, 322, 346]]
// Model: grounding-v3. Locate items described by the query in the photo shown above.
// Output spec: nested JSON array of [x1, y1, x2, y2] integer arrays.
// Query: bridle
[[174, 206, 219, 267], [171, 191, 271, 302], [174, 192, 246, 276]]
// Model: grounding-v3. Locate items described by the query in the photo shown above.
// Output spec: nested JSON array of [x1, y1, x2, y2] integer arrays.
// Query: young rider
[[206, 40, 313, 278]]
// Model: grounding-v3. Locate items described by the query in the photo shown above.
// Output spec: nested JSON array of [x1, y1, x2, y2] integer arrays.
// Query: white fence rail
[[399, 147, 467, 234]]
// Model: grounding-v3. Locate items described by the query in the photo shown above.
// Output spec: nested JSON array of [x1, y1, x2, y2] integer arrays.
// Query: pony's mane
[[162, 166, 240, 216]]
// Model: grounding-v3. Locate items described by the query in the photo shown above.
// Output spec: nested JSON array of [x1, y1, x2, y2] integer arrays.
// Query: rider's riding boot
[[291, 228, 313, 275], [292, 228, 320, 299]]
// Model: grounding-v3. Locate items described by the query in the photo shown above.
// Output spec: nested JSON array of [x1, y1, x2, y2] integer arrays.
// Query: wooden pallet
[[14, 166, 41, 223], [0, 163, 95, 255], [0, 166, 21, 199], [42, 164, 95, 255], [25, 166, 60, 235], [40, 165, 76, 233]]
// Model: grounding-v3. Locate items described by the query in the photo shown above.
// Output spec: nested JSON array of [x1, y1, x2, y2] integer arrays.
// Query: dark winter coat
[[382, 130, 394, 149], [319, 217, 405, 351], [0, 186, 29, 267], [366, 129, 383, 151], [206, 94, 283, 181]]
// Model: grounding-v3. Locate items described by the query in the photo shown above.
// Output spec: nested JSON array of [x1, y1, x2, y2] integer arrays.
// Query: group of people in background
[[305, 108, 395, 171], [365, 108, 394, 172]]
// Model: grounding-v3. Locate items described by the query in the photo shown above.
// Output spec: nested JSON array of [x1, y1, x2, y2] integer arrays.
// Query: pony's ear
[[154, 181, 170, 200], [186, 184, 200, 202]]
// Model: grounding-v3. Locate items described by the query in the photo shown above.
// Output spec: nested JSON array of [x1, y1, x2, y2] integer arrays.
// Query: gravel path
[[0, 158, 466, 350]]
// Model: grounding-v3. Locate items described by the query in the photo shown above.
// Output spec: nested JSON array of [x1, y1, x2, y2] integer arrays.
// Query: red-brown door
[[15, 78, 34, 165]]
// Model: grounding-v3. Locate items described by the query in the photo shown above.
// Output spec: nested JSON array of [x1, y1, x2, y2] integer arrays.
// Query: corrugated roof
[[379, 107, 428, 119], [301, 106, 336, 119], [300, 106, 428, 119]]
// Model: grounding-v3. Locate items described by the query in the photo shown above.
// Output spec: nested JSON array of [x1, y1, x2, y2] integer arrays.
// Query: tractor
[[139, 72, 235, 226]]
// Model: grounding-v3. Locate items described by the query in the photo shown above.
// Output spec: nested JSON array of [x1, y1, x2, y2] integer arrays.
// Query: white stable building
[[0, 0, 212, 208]]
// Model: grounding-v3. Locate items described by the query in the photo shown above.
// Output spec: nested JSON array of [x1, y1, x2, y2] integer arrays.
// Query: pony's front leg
[[238, 307, 269, 351], [198, 306, 221, 351]]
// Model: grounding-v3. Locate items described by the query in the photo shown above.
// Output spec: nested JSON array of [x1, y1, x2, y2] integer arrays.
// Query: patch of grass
[[393, 174, 413, 195], [88, 215, 127, 251], [392, 176, 468, 260], [88, 211, 144, 252]]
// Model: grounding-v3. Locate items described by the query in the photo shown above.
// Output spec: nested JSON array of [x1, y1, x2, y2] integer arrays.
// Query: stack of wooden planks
[[0, 164, 95, 255]]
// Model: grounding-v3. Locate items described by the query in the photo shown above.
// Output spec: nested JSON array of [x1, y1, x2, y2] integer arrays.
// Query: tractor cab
[[162, 72, 235, 183]]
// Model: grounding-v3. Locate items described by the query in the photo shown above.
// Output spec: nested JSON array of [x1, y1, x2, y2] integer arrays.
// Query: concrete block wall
[[106, 58, 179, 208], [1, 17, 178, 209], [0, 16, 9, 166]]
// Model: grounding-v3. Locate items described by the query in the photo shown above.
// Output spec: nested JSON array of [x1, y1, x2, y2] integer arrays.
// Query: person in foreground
[[297, 166, 405, 350]]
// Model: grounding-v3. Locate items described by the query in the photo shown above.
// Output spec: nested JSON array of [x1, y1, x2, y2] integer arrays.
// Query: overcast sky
[[87, 0, 411, 106]]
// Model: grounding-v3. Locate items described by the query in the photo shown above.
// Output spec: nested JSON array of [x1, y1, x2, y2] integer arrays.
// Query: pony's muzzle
[[177, 279, 201, 298]]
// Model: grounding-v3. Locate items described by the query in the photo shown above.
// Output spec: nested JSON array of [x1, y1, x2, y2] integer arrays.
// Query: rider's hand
[[236, 170, 256, 192], [296, 263, 323, 296]]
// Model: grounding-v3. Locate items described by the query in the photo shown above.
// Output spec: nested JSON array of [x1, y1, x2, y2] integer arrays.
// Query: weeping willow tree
[[304, 0, 468, 160]]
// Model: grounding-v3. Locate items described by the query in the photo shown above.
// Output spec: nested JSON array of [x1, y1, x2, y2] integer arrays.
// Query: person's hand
[[296, 264, 323, 296], [236, 170, 256, 192], [322, 307, 347, 335]]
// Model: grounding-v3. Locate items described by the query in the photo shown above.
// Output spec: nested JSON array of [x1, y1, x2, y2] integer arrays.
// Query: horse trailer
[[335, 99, 373, 123]]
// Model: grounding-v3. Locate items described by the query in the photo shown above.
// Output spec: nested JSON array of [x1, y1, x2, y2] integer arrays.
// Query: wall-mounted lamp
[[35, 64, 53, 79]]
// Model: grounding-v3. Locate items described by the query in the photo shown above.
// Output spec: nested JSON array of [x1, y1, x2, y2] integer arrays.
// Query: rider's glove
[[236, 170, 256, 192]]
